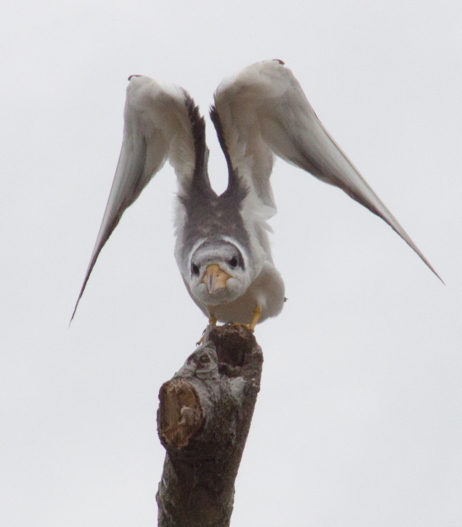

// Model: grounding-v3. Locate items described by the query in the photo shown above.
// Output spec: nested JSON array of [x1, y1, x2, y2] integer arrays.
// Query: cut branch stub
[[156, 324, 263, 527], [158, 379, 204, 449]]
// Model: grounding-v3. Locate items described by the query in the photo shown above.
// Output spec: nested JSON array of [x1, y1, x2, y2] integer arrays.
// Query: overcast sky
[[1, 1, 462, 526]]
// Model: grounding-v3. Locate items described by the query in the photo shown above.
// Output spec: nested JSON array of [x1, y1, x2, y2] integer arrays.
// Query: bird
[[71, 59, 440, 328]]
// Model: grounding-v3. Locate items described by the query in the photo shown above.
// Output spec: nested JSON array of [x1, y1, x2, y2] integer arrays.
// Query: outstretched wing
[[213, 60, 441, 280], [71, 76, 203, 320]]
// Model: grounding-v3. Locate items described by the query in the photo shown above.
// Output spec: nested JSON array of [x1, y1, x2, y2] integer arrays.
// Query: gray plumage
[[72, 60, 440, 325]]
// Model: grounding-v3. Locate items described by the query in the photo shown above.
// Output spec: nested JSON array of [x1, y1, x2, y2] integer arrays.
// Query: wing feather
[[214, 60, 441, 280], [71, 76, 199, 320]]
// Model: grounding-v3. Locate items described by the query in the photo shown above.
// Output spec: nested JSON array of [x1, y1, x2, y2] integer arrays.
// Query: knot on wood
[[158, 379, 204, 449]]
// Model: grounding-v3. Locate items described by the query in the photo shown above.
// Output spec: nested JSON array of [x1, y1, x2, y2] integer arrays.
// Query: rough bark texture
[[156, 324, 263, 527]]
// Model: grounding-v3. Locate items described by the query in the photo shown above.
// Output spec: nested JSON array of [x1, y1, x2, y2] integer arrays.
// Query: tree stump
[[156, 324, 263, 527]]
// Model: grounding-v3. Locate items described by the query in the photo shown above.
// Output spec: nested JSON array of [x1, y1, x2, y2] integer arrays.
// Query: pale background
[[1, 1, 461, 526]]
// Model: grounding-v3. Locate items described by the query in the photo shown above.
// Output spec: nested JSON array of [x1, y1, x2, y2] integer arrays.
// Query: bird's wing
[[71, 76, 201, 320], [213, 60, 441, 280]]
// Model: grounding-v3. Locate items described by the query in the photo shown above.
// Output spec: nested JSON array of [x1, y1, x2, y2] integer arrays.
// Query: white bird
[[72, 59, 440, 327]]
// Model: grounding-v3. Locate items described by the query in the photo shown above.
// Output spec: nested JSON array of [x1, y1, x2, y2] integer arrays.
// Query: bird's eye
[[191, 263, 200, 276], [229, 256, 238, 268]]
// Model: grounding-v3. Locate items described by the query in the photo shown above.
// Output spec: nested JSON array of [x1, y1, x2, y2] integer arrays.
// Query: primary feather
[[71, 77, 198, 320], [214, 60, 441, 279]]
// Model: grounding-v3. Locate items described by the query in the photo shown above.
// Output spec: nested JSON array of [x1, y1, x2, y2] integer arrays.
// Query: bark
[[156, 324, 263, 527]]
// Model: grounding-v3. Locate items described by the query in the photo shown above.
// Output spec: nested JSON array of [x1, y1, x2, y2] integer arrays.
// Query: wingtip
[[69, 298, 80, 327], [430, 266, 445, 285], [69, 270, 93, 327], [406, 240, 444, 285], [402, 236, 444, 285]]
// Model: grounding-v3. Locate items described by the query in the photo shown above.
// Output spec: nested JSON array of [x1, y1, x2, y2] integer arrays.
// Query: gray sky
[[1, 1, 461, 525]]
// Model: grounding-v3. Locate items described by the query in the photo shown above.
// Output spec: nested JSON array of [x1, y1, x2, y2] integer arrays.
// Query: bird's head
[[188, 239, 250, 305]]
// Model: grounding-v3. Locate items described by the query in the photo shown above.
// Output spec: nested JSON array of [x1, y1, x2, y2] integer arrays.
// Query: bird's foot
[[196, 316, 217, 345], [248, 306, 262, 331], [225, 306, 262, 332], [197, 308, 260, 344]]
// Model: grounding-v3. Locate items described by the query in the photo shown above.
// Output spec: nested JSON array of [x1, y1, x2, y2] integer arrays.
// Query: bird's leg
[[248, 306, 262, 330], [197, 315, 217, 345]]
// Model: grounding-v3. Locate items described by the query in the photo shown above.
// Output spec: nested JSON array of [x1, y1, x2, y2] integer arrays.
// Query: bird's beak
[[202, 264, 231, 294]]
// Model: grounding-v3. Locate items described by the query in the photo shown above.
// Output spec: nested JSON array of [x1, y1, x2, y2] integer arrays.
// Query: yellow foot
[[248, 306, 262, 331], [197, 308, 261, 344], [221, 306, 262, 331], [197, 315, 217, 345]]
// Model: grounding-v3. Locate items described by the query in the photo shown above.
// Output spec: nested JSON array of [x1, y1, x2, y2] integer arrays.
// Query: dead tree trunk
[[156, 324, 263, 527]]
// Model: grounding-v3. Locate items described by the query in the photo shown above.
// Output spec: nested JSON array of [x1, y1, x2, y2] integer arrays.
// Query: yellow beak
[[202, 264, 231, 294]]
